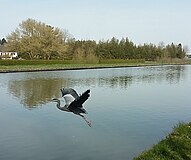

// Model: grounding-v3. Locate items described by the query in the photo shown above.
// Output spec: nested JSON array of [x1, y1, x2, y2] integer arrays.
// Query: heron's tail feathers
[[81, 108, 88, 114]]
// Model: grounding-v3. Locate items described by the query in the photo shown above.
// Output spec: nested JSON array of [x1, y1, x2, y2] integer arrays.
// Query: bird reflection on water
[[52, 88, 92, 127]]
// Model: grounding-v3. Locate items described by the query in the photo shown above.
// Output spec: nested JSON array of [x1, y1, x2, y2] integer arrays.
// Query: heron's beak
[[51, 98, 57, 102]]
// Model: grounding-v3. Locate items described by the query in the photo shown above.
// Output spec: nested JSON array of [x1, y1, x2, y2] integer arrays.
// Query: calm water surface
[[0, 65, 191, 160]]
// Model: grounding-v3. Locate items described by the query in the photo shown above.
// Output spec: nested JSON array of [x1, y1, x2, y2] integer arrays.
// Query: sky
[[1, 0, 191, 51]]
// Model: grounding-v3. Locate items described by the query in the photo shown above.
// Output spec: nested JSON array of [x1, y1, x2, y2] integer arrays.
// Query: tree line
[[0, 18, 186, 61]]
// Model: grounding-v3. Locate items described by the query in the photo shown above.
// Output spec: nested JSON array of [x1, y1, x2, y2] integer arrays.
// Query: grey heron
[[52, 88, 92, 127]]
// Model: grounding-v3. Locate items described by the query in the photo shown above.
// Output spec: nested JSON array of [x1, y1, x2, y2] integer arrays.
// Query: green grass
[[134, 122, 191, 160], [0, 59, 146, 72], [0, 59, 190, 72], [0, 60, 72, 65]]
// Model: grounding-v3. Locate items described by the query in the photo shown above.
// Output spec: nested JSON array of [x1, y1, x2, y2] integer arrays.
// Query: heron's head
[[51, 98, 60, 103]]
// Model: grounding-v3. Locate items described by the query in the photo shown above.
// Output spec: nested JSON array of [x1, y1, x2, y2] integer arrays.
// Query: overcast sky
[[1, 0, 191, 51]]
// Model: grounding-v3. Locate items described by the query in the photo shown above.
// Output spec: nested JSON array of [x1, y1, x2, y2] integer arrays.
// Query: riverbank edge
[[0, 61, 190, 73], [133, 121, 191, 159]]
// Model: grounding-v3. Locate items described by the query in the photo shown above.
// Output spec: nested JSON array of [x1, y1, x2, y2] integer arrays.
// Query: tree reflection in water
[[8, 78, 67, 108], [8, 65, 186, 108]]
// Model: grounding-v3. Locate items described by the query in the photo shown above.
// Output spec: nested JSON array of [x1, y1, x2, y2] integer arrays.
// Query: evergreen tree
[[1, 38, 7, 45]]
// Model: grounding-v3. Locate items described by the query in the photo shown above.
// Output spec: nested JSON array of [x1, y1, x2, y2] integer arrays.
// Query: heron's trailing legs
[[80, 115, 92, 127]]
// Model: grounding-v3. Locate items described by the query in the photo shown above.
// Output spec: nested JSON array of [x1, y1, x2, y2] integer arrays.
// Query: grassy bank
[[134, 122, 191, 160], [0, 59, 148, 72], [0, 59, 190, 73]]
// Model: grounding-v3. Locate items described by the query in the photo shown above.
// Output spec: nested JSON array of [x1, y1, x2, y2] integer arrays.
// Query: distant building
[[185, 53, 191, 59], [0, 52, 18, 59]]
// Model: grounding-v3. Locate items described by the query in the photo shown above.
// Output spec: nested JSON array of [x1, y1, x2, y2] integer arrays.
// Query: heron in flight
[[52, 88, 92, 127]]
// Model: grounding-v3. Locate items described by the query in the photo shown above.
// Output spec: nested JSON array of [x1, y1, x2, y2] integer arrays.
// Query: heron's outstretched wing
[[63, 94, 75, 106], [60, 88, 79, 99], [68, 89, 90, 109]]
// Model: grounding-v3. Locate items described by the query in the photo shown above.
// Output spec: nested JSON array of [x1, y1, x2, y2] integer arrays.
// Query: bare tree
[[6, 18, 70, 59]]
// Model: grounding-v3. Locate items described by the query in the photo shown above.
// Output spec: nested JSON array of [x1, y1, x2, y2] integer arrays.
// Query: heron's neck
[[56, 101, 70, 112], [56, 100, 61, 109]]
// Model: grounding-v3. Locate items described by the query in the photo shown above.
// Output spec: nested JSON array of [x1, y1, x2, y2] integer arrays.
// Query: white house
[[0, 52, 18, 59], [185, 53, 191, 59]]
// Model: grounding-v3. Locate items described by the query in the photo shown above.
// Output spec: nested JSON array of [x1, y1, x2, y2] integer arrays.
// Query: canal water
[[0, 65, 191, 160]]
